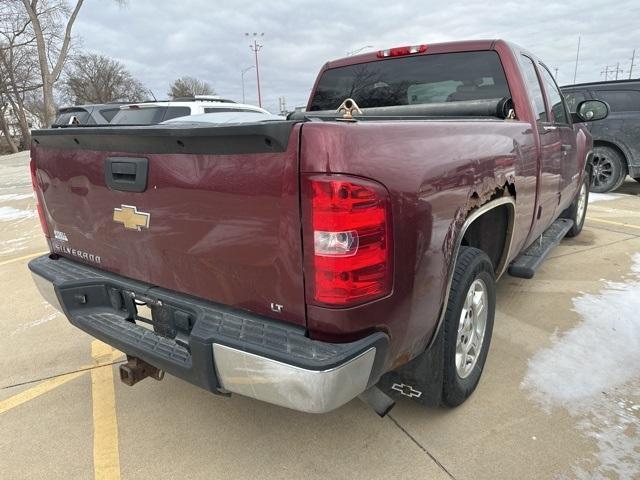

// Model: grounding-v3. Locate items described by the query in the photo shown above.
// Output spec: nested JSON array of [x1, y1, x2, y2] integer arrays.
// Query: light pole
[[245, 32, 264, 108], [346, 45, 373, 56], [241, 66, 255, 104]]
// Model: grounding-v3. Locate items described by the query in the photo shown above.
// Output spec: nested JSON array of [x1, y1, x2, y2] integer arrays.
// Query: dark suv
[[562, 79, 640, 192]]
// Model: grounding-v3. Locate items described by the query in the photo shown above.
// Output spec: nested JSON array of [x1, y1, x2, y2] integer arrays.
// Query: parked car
[[562, 79, 640, 192], [29, 39, 607, 415], [109, 96, 270, 125], [53, 103, 125, 126]]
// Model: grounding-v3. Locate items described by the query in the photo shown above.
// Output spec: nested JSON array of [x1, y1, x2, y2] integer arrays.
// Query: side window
[[563, 90, 588, 113], [99, 108, 120, 123], [518, 55, 547, 122], [539, 65, 569, 124], [162, 107, 191, 121], [594, 90, 640, 112]]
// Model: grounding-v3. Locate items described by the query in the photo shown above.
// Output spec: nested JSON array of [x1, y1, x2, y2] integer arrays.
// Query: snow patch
[[522, 253, 640, 479], [0, 206, 36, 221], [588, 193, 625, 203], [0, 193, 33, 202]]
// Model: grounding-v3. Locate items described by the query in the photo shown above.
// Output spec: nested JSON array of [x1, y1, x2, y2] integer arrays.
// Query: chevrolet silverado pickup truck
[[28, 40, 608, 416]]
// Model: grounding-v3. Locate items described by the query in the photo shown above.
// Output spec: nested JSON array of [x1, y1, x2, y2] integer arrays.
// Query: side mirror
[[572, 100, 609, 123]]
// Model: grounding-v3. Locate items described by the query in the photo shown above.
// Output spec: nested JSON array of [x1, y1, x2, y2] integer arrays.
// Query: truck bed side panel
[[300, 120, 536, 366]]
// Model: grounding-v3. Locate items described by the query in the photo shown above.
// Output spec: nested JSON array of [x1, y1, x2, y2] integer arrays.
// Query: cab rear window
[[309, 51, 510, 111]]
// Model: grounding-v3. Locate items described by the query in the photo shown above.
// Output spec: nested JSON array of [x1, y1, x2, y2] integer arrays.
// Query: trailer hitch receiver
[[119, 356, 165, 386]]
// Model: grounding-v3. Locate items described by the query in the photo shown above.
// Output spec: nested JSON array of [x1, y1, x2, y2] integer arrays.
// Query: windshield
[[309, 51, 510, 111]]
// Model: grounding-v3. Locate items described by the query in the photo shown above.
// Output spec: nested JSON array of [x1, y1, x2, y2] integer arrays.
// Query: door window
[[539, 65, 569, 124], [518, 55, 548, 122], [594, 90, 640, 112]]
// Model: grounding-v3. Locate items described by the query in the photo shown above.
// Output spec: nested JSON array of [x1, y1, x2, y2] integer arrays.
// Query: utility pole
[[573, 35, 581, 83], [601, 65, 611, 81], [554, 67, 559, 79], [245, 33, 264, 108], [278, 96, 287, 115], [614, 62, 623, 80], [630, 49, 636, 79], [241, 66, 255, 104]]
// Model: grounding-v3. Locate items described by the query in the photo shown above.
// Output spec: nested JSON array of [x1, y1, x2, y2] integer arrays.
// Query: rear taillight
[[30, 158, 50, 238], [303, 175, 392, 307]]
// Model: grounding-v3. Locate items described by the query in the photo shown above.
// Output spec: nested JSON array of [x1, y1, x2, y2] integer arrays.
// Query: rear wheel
[[562, 173, 590, 237], [442, 247, 496, 407], [591, 146, 627, 193]]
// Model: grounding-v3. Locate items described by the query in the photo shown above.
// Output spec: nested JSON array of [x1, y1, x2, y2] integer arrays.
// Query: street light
[[245, 32, 264, 108], [346, 45, 373, 56], [241, 66, 255, 104]]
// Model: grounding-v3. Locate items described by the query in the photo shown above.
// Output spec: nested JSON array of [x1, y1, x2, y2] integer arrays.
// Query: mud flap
[[377, 326, 444, 407]]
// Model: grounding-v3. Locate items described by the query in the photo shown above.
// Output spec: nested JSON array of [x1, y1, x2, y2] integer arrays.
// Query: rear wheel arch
[[459, 198, 515, 278], [425, 195, 515, 352], [593, 140, 629, 169]]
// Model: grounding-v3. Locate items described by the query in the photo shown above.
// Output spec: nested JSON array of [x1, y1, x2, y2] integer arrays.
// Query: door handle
[[561, 144, 573, 151], [105, 157, 149, 192]]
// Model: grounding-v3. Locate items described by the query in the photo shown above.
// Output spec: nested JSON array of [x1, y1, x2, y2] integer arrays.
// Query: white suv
[[110, 96, 270, 125]]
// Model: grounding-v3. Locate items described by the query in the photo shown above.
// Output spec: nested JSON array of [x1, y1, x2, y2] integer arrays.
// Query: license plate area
[[119, 289, 194, 349]]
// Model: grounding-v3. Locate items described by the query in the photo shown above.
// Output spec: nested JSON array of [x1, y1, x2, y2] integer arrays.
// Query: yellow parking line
[[0, 370, 85, 415], [587, 217, 640, 230], [91, 341, 121, 480], [0, 251, 48, 267]]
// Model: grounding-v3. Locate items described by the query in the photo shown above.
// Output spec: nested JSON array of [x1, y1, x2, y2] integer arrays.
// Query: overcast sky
[[73, 0, 640, 113]]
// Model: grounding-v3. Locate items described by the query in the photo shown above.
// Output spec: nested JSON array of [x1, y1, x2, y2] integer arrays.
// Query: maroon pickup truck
[[28, 40, 608, 415]]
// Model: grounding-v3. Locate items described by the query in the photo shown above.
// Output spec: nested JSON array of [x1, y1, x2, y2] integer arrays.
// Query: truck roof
[[561, 78, 640, 89], [323, 39, 501, 70]]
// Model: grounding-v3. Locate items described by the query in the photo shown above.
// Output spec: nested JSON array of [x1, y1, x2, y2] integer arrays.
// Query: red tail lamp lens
[[305, 175, 392, 307]]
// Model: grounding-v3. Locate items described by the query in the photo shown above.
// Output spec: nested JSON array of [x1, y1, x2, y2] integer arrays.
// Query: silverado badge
[[113, 205, 150, 231]]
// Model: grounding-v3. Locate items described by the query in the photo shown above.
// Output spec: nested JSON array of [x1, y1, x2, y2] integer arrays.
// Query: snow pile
[[0, 206, 36, 221], [522, 253, 640, 479], [0, 193, 33, 202]]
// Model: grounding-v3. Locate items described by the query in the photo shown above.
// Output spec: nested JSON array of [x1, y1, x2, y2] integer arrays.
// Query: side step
[[508, 218, 574, 279]]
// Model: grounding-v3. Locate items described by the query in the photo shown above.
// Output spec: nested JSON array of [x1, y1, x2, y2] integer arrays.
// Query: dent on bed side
[[445, 178, 516, 275]]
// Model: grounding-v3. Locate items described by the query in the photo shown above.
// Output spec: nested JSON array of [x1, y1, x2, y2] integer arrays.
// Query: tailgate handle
[[105, 157, 148, 193]]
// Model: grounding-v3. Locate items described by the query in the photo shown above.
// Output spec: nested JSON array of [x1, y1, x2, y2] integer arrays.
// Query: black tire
[[442, 247, 496, 407], [562, 172, 590, 237], [591, 146, 627, 193]]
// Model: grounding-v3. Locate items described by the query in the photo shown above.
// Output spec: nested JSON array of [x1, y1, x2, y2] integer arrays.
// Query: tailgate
[[31, 121, 306, 327]]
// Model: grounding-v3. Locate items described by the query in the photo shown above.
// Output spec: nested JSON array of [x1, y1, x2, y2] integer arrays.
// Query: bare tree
[[61, 53, 149, 104], [0, 103, 19, 153], [168, 76, 215, 99], [0, 1, 42, 149], [20, 0, 84, 127]]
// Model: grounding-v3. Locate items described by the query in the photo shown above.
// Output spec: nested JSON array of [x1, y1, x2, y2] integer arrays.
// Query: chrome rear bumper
[[28, 254, 389, 413]]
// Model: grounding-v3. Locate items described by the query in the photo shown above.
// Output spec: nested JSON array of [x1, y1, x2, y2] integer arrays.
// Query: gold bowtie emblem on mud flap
[[113, 205, 150, 231]]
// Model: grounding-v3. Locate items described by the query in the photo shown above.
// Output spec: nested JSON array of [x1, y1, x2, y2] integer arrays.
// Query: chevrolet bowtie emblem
[[113, 205, 150, 231]]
